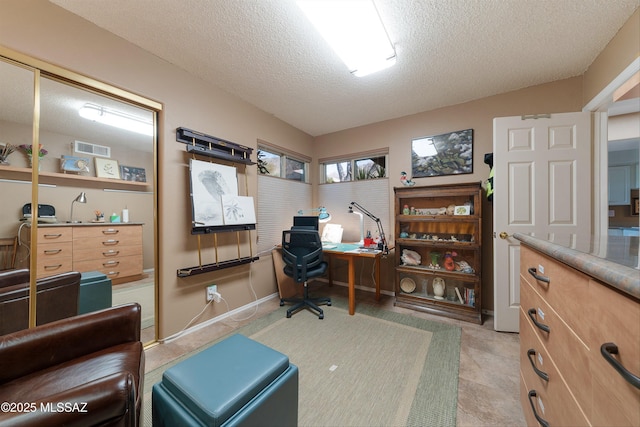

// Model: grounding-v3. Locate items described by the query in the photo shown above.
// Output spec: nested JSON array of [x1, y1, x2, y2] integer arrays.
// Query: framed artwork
[[632, 197, 639, 216], [120, 165, 147, 182], [60, 155, 90, 173], [189, 159, 238, 227], [411, 129, 473, 178], [221, 195, 256, 225], [94, 157, 121, 179]]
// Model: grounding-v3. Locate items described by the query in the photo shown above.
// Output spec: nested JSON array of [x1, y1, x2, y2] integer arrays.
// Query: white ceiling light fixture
[[297, 0, 396, 77], [78, 103, 153, 136]]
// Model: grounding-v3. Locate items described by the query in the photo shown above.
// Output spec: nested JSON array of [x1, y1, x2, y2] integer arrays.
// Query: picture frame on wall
[[120, 165, 147, 182], [411, 129, 473, 178], [95, 157, 121, 179]]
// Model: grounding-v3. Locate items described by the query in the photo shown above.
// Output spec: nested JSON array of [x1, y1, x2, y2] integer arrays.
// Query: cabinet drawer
[[73, 244, 142, 262], [73, 254, 142, 279], [73, 225, 141, 240], [521, 277, 591, 413], [73, 235, 141, 252], [520, 245, 591, 340], [37, 258, 73, 278], [38, 227, 72, 242], [588, 279, 640, 427]]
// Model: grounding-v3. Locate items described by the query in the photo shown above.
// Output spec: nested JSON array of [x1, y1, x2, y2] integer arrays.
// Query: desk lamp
[[68, 192, 87, 223], [348, 201, 389, 254], [296, 207, 332, 222]]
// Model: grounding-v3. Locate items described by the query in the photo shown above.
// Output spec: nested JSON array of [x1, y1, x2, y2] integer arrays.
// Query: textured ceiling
[[50, 0, 639, 136]]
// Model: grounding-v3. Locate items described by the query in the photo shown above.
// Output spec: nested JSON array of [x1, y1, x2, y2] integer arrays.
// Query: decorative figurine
[[443, 251, 458, 271], [400, 171, 415, 186], [403, 204, 410, 215], [432, 277, 445, 300], [429, 252, 441, 269]]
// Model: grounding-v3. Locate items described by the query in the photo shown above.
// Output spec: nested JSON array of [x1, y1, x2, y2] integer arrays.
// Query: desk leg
[[348, 257, 356, 315], [375, 256, 381, 301]]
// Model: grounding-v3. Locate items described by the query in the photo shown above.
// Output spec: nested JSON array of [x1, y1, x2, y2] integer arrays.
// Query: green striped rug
[[143, 295, 460, 426]]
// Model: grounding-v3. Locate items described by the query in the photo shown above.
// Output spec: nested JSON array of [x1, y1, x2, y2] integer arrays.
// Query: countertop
[[25, 221, 144, 227], [514, 233, 639, 300]]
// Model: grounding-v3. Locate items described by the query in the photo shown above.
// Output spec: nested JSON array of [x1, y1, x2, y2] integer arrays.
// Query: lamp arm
[[350, 201, 388, 254]]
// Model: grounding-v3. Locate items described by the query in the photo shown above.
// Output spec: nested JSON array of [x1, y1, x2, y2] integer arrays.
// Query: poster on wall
[[411, 129, 473, 177], [189, 159, 238, 227]]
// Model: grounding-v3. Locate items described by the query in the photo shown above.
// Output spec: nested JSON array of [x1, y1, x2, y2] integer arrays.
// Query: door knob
[[499, 232, 510, 239]]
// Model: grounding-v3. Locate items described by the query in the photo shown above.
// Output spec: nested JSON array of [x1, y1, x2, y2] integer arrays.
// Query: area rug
[[112, 281, 155, 329], [142, 296, 461, 427]]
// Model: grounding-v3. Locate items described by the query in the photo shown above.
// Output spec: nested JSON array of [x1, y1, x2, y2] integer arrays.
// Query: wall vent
[[74, 141, 110, 158]]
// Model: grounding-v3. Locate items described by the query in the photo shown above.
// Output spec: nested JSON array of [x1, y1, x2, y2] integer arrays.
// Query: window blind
[[318, 179, 390, 244], [257, 176, 312, 254]]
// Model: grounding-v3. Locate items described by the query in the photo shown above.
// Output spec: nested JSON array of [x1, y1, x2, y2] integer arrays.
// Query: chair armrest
[[0, 269, 29, 291], [0, 303, 141, 384], [0, 372, 137, 427]]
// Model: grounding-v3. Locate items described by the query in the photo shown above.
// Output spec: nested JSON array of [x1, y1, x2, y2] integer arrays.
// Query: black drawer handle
[[44, 249, 62, 254], [601, 343, 640, 389], [527, 349, 549, 382], [527, 267, 550, 283], [527, 390, 550, 427], [527, 308, 550, 333]]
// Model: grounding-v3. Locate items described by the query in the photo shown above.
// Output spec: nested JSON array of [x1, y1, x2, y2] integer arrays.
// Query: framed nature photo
[[411, 129, 473, 177], [94, 157, 121, 179], [60, 155, 90, 174], [120, 165, 147, 182]]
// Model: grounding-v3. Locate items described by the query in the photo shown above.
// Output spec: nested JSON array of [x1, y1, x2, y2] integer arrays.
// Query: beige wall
[[583, 8, 640, 105], [1, 1, 637, 336], [313, 77, 583, 311]]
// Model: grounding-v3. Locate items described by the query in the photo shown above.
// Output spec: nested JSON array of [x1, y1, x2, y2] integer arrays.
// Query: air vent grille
[[74, 141, 110, 158]]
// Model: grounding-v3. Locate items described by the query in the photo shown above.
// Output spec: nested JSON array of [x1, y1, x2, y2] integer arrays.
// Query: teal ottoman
[[79, 271, 112, 314], [152, 334, 298, 427]]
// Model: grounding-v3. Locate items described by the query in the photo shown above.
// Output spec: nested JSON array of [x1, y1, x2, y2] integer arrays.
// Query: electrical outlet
[[206, 284, 217, 302], [212, 291, 222, 303]]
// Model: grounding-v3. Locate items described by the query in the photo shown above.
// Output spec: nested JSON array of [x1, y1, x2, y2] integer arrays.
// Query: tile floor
[[144, 283, 526, 427]]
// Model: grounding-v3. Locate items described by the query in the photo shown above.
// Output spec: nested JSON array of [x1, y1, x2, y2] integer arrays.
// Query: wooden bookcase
[[394, 182, 482, 324]]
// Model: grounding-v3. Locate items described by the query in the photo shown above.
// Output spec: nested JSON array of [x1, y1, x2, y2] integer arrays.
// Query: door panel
[[493, 112, 591, 332]]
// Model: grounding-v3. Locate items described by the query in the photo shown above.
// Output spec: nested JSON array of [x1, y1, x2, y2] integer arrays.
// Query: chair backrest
[[0, 236, 17, 271], [281, 229, 324, 283]]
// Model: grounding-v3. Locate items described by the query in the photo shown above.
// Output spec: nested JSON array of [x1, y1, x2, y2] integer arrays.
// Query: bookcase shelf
[[394, 182, 483, 324]]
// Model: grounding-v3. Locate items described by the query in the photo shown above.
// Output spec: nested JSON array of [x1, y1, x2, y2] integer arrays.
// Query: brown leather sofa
[[0, 303, 144, 426], [0, 268, 80, 335]]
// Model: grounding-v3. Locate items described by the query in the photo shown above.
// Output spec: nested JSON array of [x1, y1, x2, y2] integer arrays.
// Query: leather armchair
[[0, 269, 81, 335], [0, 303, 144, 426]]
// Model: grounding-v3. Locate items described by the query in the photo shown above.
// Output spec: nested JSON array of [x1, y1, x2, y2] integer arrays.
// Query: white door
[[493, 112, 592, 332]]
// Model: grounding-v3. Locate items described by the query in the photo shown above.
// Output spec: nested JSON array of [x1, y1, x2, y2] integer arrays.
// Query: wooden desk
[[323, 243, 382, 315]]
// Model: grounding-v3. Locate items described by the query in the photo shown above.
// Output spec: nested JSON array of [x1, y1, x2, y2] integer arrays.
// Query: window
[[322, 152, 387, 183], [257, 146, 308, 183]]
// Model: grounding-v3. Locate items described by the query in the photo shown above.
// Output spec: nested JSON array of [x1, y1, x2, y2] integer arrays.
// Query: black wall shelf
[[177, 127, 255, 165], [177, 256, 259, 278]]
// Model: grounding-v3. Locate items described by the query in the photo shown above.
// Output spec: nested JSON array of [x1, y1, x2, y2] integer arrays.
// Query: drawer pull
[[102, 239, 120, 245], [44, 249, 62, 254], [527, 390, 550, 427], [527, 308, 550, 333], [106, 271, 120, 276], [102, 229, 120, 235], [103, 250, 120, 256], [44, 264, 63, 270], [43, 233, 63, 239], [527, 349, 549, 381], [601, 343, 640, 389], [103, 261, 120, 267], [527, 267, 550, 283]]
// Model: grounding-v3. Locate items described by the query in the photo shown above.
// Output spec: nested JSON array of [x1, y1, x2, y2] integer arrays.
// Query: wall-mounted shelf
[[177, 127, 257, 276], [177, 256, 259, 278], [176, 127, 255, 165], [0, 165, 150, 190]]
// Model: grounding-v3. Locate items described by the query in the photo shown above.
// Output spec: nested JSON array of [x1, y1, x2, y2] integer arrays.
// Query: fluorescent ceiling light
[[79, 103, 153, 136], [297, 0, 396, 77]]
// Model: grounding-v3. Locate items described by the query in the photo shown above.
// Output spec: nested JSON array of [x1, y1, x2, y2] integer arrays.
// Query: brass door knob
[[499, 232, 510, 239]]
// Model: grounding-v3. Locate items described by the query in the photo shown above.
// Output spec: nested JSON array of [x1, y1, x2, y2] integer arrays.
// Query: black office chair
[[280, 229, 331, 319]]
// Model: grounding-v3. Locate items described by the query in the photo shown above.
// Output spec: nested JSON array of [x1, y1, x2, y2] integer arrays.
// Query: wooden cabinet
[[519, 245, 640, 426], [28, 224, 144, 284], [394, 182, 482, 324]]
